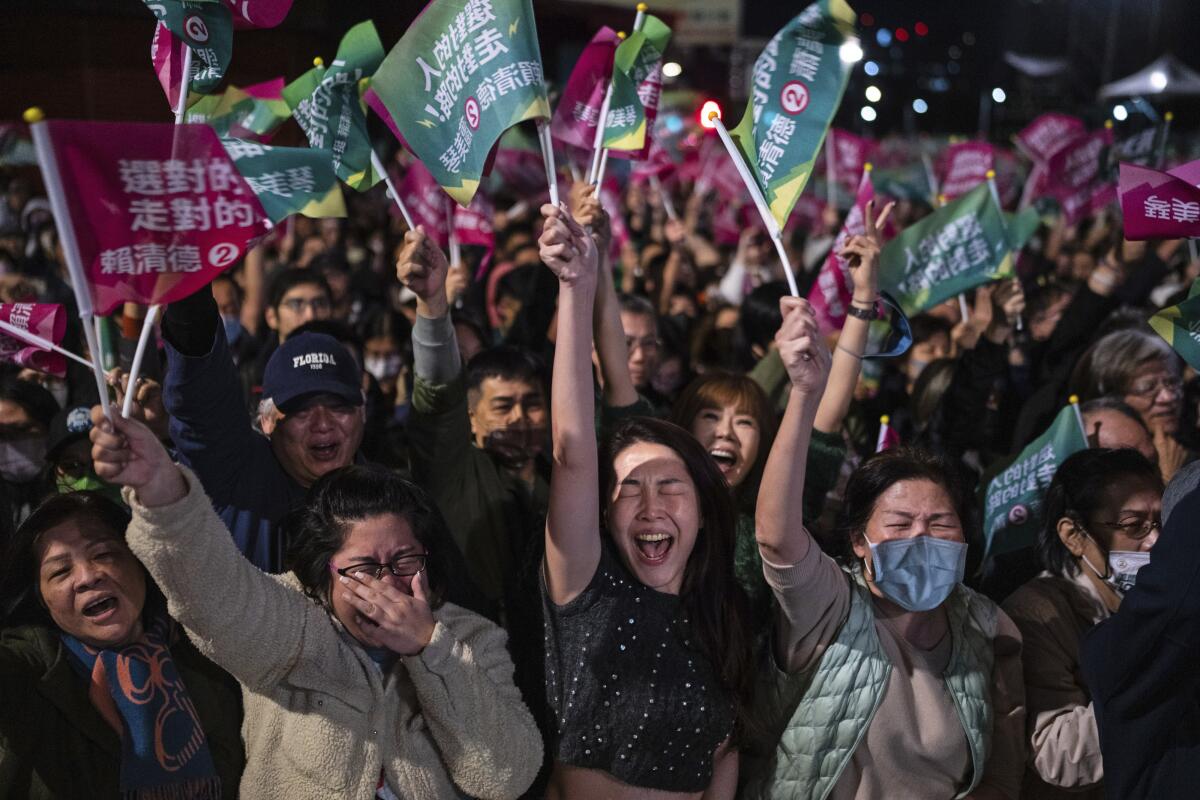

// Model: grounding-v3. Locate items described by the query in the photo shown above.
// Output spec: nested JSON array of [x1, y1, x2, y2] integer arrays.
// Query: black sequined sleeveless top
[[541, 543, 736, 792]]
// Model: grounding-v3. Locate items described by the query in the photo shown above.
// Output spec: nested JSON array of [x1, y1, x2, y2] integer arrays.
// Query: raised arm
[[755, 297, 832, 566], [572, 183, 638, 409], [541, 204, 602, 605], [89, 408, 306, 691], [813, 200, 893, 434]]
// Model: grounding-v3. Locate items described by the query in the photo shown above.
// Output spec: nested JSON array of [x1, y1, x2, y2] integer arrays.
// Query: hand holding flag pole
[[446, 198, 462, 268], [25, 108, 113, 420], [535, 120, 560, 207], [707, 107, 800, 297]]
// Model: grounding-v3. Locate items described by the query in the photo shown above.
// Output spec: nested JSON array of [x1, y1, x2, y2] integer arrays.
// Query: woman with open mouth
[[84, 407, 542, 800], [537, 203, 757, 799], [0, 490, 245, 798]]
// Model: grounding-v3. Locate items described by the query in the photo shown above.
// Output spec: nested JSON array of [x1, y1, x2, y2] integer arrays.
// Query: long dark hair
[[283, 465, 447, 609], [1038, 448, 1162, 577], [0, 491, 134, 628], [832, 447, 970, 567], [599, 417, 757, 741]]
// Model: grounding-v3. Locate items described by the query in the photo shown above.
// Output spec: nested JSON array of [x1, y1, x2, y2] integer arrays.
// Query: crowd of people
[[0, 118, 1198, 800]]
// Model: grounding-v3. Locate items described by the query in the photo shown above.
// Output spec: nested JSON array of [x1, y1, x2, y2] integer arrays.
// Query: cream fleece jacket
[[124, 466, 543, 800]]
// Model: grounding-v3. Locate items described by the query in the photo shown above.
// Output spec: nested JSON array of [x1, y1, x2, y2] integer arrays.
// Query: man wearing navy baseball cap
[[258, 332, 365, 488], [160, 285, 365, 573]]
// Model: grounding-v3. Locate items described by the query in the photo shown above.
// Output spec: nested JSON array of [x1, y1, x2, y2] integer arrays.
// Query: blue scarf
[[62, 613, 221, 800]]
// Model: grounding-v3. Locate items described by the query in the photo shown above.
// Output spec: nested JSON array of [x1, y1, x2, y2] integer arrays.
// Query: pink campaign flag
[[454, 191, 496, 278], [550, 27, 621, 152], [1015, 113, 1087, 164], [1043, 127, 1115, 224], [828, 129, 877, 197], [937, 142, 994, 201], [223, 0, 293, 29], [0, 303, 68, 377], [597, 176, 631, 260], [809, 169, 878, 334], [875, 415, 900, 452], [39, 120, 269, 316], [1119, 162, 1200, 240], [630, 138, 676, 183], [397, 160, 452, 249], [1169, 157, 1200, 188]]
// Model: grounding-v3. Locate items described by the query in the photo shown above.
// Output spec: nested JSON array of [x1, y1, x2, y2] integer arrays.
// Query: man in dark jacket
[[1081, 461, 1200, 799], [162, 288, 364, 572]]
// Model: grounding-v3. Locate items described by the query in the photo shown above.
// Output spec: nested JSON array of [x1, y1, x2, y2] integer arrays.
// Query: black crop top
[[541, 543, 736, 792]]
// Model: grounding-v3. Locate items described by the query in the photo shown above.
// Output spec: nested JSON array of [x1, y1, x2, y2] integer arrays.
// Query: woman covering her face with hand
[[86, 407, 541, 800], [739, 199, 1026, 800], [538, 203, 755, 800]]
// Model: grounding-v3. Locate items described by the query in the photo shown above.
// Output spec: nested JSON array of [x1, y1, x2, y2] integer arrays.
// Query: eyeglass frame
[[1125, 374, 1183, 399], [328, 554, 428, 581], [625, 336, 662, 354], [279, 296, 332, 314], [1097, 518, 1161, 541]]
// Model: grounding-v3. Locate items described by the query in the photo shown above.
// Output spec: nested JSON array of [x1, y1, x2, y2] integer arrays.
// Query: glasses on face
[[1127, 375, 1183, 399], [625, 336, 661, 354], [280, 296, 331, 314], [332, 555, 427, 581], [1099, 518, 1161, 541]]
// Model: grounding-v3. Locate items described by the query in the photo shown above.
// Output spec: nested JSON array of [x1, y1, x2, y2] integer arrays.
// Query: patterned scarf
[[61, 611, 221, 800]]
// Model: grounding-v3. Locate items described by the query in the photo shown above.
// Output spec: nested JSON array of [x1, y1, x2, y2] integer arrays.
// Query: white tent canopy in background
[[1099, 54, 1200, 99], [1004, 52, 1071, 79]]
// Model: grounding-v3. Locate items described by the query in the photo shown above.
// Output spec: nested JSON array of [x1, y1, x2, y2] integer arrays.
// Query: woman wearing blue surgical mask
[[740, 297, 1025, 799], [1003, 448, 1162, 800]]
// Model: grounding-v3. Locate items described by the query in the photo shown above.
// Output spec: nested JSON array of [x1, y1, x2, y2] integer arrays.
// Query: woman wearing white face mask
[[740, 301, 1025, 799], [1003, 448, 1162, 800]]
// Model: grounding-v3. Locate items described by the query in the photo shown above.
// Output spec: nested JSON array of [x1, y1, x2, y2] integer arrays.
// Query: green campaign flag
[[1149, 278, 1200, 371], [145, 0, 234, 102], [221, 138, 347, 223], [983, 404, 1088, 558], [601, 14, 671, 152], [878, 183, 1013, 316], [364, 0, 551, 207], [283, 21, 385, 191], [872, 163, 931, 202], [1004, 206, 1041, 252], [186, 79, 291, 141], [730, 0, 857, 229]]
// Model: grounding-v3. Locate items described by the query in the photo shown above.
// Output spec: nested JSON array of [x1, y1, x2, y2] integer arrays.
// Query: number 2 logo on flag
[[780, 81, 810, 116], [184, 14, 210, 43], [464, 97, 481, 131]]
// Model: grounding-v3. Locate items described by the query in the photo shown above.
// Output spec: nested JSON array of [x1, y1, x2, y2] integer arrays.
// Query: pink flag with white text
[[1015, 113, 1086, 164], [1119, 162, 1200, 240], [0, 303, 68, 377], [550, 27, 621, 152], [937, 142, 994, 201], [809, 169, 877, 334]]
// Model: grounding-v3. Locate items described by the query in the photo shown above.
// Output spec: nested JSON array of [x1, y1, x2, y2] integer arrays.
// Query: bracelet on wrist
[[836, 343, 864, 360], [845, 301, 878, 321]]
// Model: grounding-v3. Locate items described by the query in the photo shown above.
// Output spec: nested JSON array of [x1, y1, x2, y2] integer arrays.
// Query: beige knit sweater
[[124, 466, 543, 800]]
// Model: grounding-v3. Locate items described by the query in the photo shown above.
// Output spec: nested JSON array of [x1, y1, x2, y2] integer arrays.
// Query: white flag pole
[[649, 174, 677, 221], [26, 109, 113, 419], [446, 198, 462, 267], [0, 318, 97, 370], [535, 119, 560, 207], [1069, 394, 1089, 445], [591, 3, 649, 186], [370, 149, 416, 230], [825, 129, 837, 208], [707, 109, 799, 297]]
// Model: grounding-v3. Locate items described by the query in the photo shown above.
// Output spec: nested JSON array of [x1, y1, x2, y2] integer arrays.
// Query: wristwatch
[[846, 300, 877, 321]]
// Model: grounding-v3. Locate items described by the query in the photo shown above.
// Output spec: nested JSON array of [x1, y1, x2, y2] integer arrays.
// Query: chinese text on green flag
[[878, 183, 1012, 316], [365, 0, 551, 207], [730, 0, 857, 228], [220, 138, 346, 222], [602, 15, 671, 155], [284, 21, 385, 191], [983, 405, 1088, 558]]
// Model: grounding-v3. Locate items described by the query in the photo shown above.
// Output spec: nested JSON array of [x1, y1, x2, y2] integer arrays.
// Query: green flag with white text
[[878, 183, 1013, 316], [221, 138, 347, 223], [602, 15, 671, 153], [283, 21, 385, 191], [730, 0, 857, 229], [983, 404, 1088, 558], [364, 0, 551, 207], [1149, 278, 1200, 371]]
